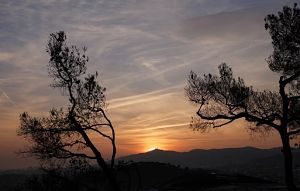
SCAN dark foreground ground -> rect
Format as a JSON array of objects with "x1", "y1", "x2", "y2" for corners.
[{"x1": 0, "y1": 162, "x2": 298, "y2": 191}]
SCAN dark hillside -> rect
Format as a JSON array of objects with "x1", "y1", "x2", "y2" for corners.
[{"x1": 119, "y1": 147, "x2": 282, "y2": 169}]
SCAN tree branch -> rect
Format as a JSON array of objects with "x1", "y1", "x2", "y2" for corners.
[
  {"x1": 197, "y1": 110, "x2": 246, "y2": 120},
  {"x1": 288, "y1": 129, "x2": 300, "y2": 136},
  {"x1": 88, "y1": 123, "x2": 111, "y2": 128},
  {"x1": 58, "y1": 148, "x2": 96, "y2": 159},
  {"x1": 197, "y1": 110, "x2": 280, "y2": 130},
  {"x1": 88, "y1": 127, "x2": 113, "y2": 141},
  {"x1": 282, "y1": 70, "x2": 300, "y2": 86},
  {"x1": 89, "y1": 107, "x2": 116, "y2": 167},
  {"x1": 288, "y1": 95, "x2": 300, "y2": 101},
  {"x1": 212, "y1": 119, "x2": 235, "y2": 128}
]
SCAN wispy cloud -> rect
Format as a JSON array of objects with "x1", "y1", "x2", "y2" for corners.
[
  {"x1": 0, "y1": 87, "x2": 15, "y2": 106},
  {"x1": 108, "y1": 85, "x2": 181, "y2": 109},
  {"x1": 0, "y1": 0, "x2": 289, "y2": 169}
]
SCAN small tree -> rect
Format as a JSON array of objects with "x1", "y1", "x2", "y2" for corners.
[
  {"x1": 18, "y1": 31, "x2": 120, "y2": 191},
  {"x1": 186, "y1": 4, "x2": 300, "y2": 190}
]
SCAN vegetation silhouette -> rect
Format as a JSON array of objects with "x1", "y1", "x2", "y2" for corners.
[
  {"x1": 18, "y1": 31, "x2": 120, "y2": 191},
  {"x1": 13, "y1": 167, "x2": 104, "y2": 191},
  {"x1": 186, "y1": 4, "x2": 300, "y2": 191}
]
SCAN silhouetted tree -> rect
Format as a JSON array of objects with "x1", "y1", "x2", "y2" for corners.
[
  {"x1": 186, "y1": 4, "x2": 300, "y2": 190},
  {"x1": 18, "y1": 31, "x2": 120, "y2": 191}
]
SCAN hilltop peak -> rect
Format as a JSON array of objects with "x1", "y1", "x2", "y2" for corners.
[{"x1": 147, "y1": 148, "x2": 164, "y2": 152}]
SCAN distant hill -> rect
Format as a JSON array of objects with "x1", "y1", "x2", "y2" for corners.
[
  {"x1": 1, "y1": 147, "x2": 299, "y2": 190},
  {"x1": 118, "y1": 147, "x2": 282, "y2": 169},
  {"x1": 118, "y1": 147, "x2": 300, "y2": 184}
]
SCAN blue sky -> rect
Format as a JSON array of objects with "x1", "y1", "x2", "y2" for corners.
[{"x1": 0, "y1": 0, "x2": 296, "y2": 169}]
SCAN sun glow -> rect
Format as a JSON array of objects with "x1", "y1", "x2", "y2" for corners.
[
  {"x1": 143, "y1": 138, "x2": 169, "y2": 152},
  {"x1": 146, "y1": 147, "x2": 158, "y2": 152}
]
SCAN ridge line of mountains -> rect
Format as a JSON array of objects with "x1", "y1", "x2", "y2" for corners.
[{"x1": 118, "y1": 146, "x2": 300, "y2": 172}]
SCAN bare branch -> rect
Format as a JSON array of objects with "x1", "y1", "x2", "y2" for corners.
[
  {"x1": 88, "y1": 127, "x2": 113, "y2": 141},
  {"x1": 58, "y1": 148, "x2": 96, "y2": 160},
  {"x1": 289, "y1": 95, "x2": 300, "y2": 100},
  {"x1": 288, "y1": 129, "x2": 300, "y2": 136},
  {"x1": 282, "y1": 70, "x2": 300, "y2": 86},
  {"x1": 212, "y1": 119, "x2": 235, "y2": 128}
]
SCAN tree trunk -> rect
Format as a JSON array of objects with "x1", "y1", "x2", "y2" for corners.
[
  {"x1": 98, "y1": 161, "x2": 120, "y2": 191},
  {"x1": 87, "y1": 139, "x2": 121, "y2": 191},
  {"x1": 280, "y1": 131, "x2": 297, "y2": 191},
  {"x1": 71, "y1": 117, "x2": 121, "y2": 191}
]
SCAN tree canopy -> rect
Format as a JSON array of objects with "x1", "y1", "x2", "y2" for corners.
[
  {"x1": 186, "y1": 4, "x2": 300, "y2": 190},
  {"x1": 18, "y1": 31, "x2": 119, "y2": 191}
]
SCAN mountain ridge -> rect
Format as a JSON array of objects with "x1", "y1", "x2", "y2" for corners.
[{"x1": 118, "y1": 146, "x2": 284, "y2": 169}]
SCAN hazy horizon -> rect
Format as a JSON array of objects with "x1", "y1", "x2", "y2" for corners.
[{"x1": 0, "y1": 146, "x2": 284, "y2": 171}]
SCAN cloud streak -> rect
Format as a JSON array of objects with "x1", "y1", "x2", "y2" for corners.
[
  {"x1": 0, "y1": 87, "x2": 16, "y2": 106},
  {"x1": 0, "y1": 0, "x2": 290, "y2": 169}
]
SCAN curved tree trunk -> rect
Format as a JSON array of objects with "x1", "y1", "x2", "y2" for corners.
[
  {"x1": 81, "y1": 133, "x2": 121, "y2": 191},
  {"x1": 279, "y1": 131, "x2": 296, "y2": 191},
  {"x1": 71, "y1": 116, "x2": 121, "y2": 191},
  {"x1": 95, "y1": 157, "x2": 120, "y2": 191}
]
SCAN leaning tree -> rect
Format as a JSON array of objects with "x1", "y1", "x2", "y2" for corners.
[
  {"x1": 186, "y1": 4, "x2": 300, "y2": 190},
  {"x1": 18, "y1": 31, "x2": 120, "y2": 191}
]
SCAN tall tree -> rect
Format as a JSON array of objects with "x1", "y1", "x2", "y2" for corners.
[
  {"x1": 186, "y1": 4, "x2": 300, "y2": 190},
  {"x1": 18, "y1": 31, "x2": 120, "y2": 191}
]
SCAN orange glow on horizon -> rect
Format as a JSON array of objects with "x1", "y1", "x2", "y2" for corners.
[
  {"x1": 146, "y1": 147, "x2": 158, "y2": 152},
  {"x1": 143, "y1": 143, "x2": 162, "y2": 153},
  {"x1": 141, "y1": 140, "x2": 161, "y2": 152}
]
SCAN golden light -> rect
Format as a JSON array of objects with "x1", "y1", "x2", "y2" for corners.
[
  {"x1": 146, "y1": 146, "x2": 158, "y2": 152},
  {"x1": 143, "y1": 141, "x2": 161, "y2": 152}
]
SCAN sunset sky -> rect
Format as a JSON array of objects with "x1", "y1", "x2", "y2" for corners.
[{"x1": 0, "y1": 0, "x2": 296, "y2": 170}]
